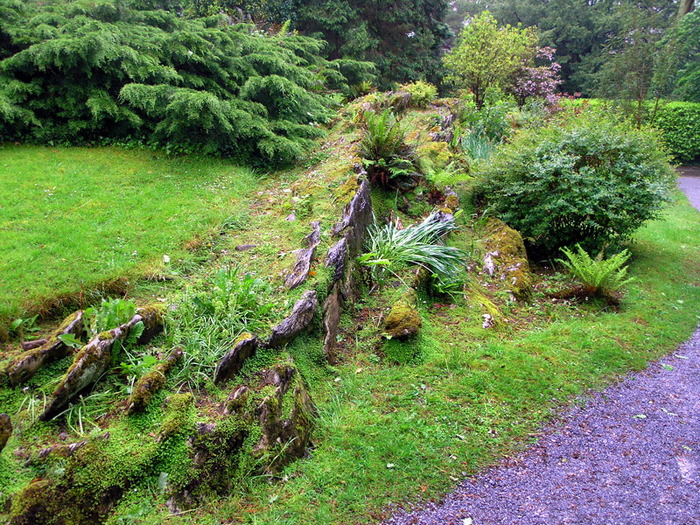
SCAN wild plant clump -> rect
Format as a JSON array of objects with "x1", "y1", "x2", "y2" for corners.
[
  {"x1": 557, "y1": 245, "x2": 634, "y2": 299},
  {"x1": 359, "y1": 213, "x2": 467, "y2": 290},
  {"x1": 400, "y1": 81, "x2": 438, "y2": 108},
  {"x1": 474, "y1": 117, "x2": 675, "y2": 255},
  {"x1": 0, "y1": 1, "x2": 374, "y2": 166},
  {"x1": 358, "y1": 109, "x2": 419, "y2": 191}
]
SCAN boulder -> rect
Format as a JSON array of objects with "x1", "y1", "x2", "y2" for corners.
[
  {"x1": 267, "y1": 291, "x2": 318, "y2": 349},
  {"x1": 482, "y1": 217, "x2": 533, "y2": 301},
  {"x1": 384, "y1": 289, "x2": 422, "y2": 339},
  {"x1": 213, "y1": 333, "x2": 258, "y2": 385},
  {"x1": 331, "y1": 178, "x2": 372, "y2": 258}
]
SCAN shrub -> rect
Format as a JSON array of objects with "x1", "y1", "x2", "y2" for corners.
[
  {"x1": 400, "y1": 81, "x2": 438, "y2": 108},
  {"x1": 652, "y1": 102, "x2": 700, "y2": 163},
  {"x1": 474, "y1": 118, "x2": 675, "y2": 255},
  {"x1": 557, "y1": 245, "x2": 634, "y2": 299}
]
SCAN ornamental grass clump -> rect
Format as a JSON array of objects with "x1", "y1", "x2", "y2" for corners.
[
  {"x1": 360, "y1": 213, "x2": 467, "y2": 288},
  {"x1": 557, "y1": 245, "x2": 634, "y2": 299}
]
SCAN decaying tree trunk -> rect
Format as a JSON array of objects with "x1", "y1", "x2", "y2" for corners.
[
  {"x1": 40, "y1": 315, "x2": 144, "y2": 421},
  {"x1": 5, "y1": 311, "x2": 84, "y2": 386}
]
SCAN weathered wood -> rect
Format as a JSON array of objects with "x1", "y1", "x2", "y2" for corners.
[
  {"x1": 6, "y1": 311, "x2": 84, "y2": 386},
  {"x1": 285, "y1": 221, "x2": 321, "y2": 290},
  {"x1": 40, "y1": 315, "x2": 143, "y2": 421},
  {"x1": 322, "y1": 286, "x2": 341, "y2": 365},
  {"x1": 21, "y1": 339, "x2": 47, "y2": 351}
]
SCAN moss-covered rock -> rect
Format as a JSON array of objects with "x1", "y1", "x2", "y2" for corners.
[
  {"x1": 384, "y1": 289, "x2": 422, "y2": 339},
  {"x1": 482, "y1": 217, "x2": 533, "y2": 301},
  {"x1": 127, "y1": 348, "x2": 183, "y2": 414},
  {"x1": 417, "y1": 141, "x2": 452, "y2": 172}
]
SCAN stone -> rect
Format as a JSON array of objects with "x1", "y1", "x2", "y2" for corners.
[
  {"x1": 235, "y1": 244, "x2": 256, "y2": 251},
  {"x1": 331, "y1": 178, "x2": 372, "y2": 258},
  {"x1": 325, "y1": 238, "x2": 348, "y2": 285},
  {"x1": 267, "y1": 291, "x2": 318, "y2": 349},
  {"x1": 0, "y1": 413, "x2": 12, "y2": 452},
  {"x1": 482, "y1": 217, "x2": 533, "y2": 300},
  {"x1": 322, "y1": 286, "x2": 342, "y2": 365},
  {"x1": 285, "y1": 221, "x2": 321, "y2": 290},
  {"x1": 254, "y1": 360, "x2": 316, "y2": 472},
  {"x1": 384, "y1": 289, "x2": 422, "y2": 339},
  {"x1": 127, "y1": 348, "x2": 183, "y2": 414},
  {"x1": 214, "y1": 333, "x2": 258, "y2": 385}
]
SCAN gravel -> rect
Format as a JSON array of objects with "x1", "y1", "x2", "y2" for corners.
[{"x1": 383, "y1": 174, "x2": 700, "y2": 525}]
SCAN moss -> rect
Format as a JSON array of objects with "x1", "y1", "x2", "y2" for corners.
[
  {"x1": 384, "y1": 289, "x2": 422, "y2": 339},
  {"x1": 333, "y1": 174, "x2": 360, "y2": 206},
  {"x1": 417, "y1": 141, "x2": 452, "y2": 172},
  {"x1": 159, "y1": 393, "x2": 196, "y2": 440},
  {"x1": 482, "y1": 217, "x2": 533, "y2": 301}
]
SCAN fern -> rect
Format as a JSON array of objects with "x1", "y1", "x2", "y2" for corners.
[{"x1": 557, "y1": 245, "x2": 635, "y2": 298}]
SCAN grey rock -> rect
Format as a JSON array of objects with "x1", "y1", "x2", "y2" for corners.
[
  {"x1": 285, "y1": 221, "x2": 321, "y2": 289},
  {"x1": 331, "y1": 178, "x2": 372, "y2": 258},
  {"x1": 214, "y1": 334, "x2": 259, "y2": 385},
  {"x1": 322, "y1": 286, "x2": 342, "y2": 365},
  {"x1": 267, "y1": 290, "x2": 318, "y2": 349}
]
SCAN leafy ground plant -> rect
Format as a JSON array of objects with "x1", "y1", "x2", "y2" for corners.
[
  {"x1": 359, "y1": 109, "x2": 418, "y2": 191},
  {"x1": 360, "y1": 213, "x2": 467, "y2": 288},
  {"x1": 168, "y1": 266, "x2": 275, "y2": 388},
  {"x1": 557, "y1": 245, "x2": 634, "y2": 299}
]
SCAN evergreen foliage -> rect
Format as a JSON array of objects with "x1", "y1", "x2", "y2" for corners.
[
  {"x1": 0, "y1": 0, "x2": 373, "y2": 165},
  {"x1": 295, "y1": 0, "x2": 451, "y2": 88},
  {"x1": 475, "y1": 118, "x2": 676, "y2": 255}
]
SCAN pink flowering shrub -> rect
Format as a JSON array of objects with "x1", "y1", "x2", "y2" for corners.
[{"x1": 513, "y1": 47, "x2": 563, "y2": 107}]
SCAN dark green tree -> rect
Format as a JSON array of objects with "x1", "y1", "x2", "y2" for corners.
[{"x1": 295, "y1": 0, "x2": 451, "y2": 88}]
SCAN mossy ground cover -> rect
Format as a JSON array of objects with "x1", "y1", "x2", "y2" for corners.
[
  {"x1": 139, "y1": 189, "x2": 699, "y2": 524},
  {"x1": 1, "y1": 104, "x2": 699, "y2": 525},
  {"x1": 0, "y1": 145, "x2": 258, "y2": 331}
]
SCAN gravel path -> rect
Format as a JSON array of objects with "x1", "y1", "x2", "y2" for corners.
[{"x1": 383, "y1": 173, "x2": 700, "y2": 525}]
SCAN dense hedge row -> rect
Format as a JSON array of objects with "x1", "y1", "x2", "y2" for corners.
[
  {"x1": 652, "y1": 102, "x2": 700, "y2": 164},
  {"x1": 561, "y1": 99, "x2": 700, "y2": 164},
  {"x1": 0, "y1": 0, "x2": 373, "y2": 166}
]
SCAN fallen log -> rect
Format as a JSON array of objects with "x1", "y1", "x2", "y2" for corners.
[{"x1": 6, "y1": 311, "x2": 84, "y2": 386}]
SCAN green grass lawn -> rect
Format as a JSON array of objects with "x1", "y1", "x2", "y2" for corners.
[{"x1": 0, "y1": 145, "x2": 256, "y2": 329}]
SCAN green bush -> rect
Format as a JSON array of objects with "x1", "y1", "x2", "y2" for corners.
[
  {"x1": 0, "y1": 1, "x2": 374, "y2": 166},
  {"x1": 400, "y1": 81, "x2": 438, "y2": 108},
  {"x1": 653, "y1": 102, "x2": 700, "y2": 163},
  {"x1": 475, "y1": 118, "x2": 675, "y2": 255}
]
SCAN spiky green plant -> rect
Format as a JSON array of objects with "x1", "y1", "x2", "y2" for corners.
[
  {"x1": 557, "y1": 245, "x2": 635, "y2": 298},
  {"x1": 359, "y1": 213, "x2": 467, "y2": 288}
]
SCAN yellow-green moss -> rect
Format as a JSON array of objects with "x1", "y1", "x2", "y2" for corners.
[
  {"x1": 417, "y1": 142, "x2": 452, "y2": 172},
  {"x1": 384, "y1": 289, "x2": 422, "y2": 339}
]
